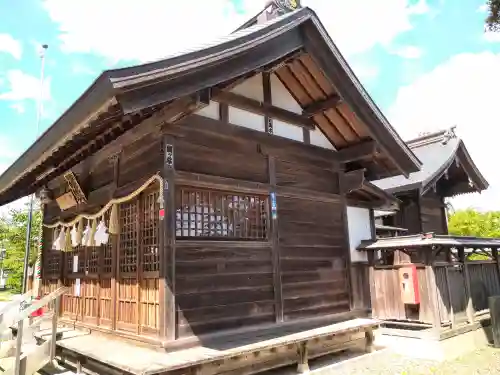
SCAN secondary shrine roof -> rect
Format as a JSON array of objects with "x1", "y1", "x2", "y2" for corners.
[{"x1": 372, "y1": 127, "x2": 488, "y2": 197}]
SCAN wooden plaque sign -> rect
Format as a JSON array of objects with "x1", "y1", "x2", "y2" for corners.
[
  {"x1": 64, "y1": 171, "x2": 87, "y2": 205},
  {"x1": 56, "y1": 192, "x2": 77, "y2": 211}
]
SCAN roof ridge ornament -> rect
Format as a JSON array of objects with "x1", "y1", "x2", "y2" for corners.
[
  {"x1": 257, "y1": 0, "x2": 301, "y2": 24},
  {"x1": 441, "y1": 126, "x2": 457, "y2": 145}
]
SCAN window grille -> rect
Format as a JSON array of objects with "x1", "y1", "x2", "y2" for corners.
[
  {"x1": 142, "y1": 189, "x2": 160, "y2": 272},
  {"x1": 176, "y1": 187, "x2": 269, "y2": 240}
]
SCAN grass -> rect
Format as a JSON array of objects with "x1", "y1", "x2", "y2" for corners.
[{"x1": 0, "y1": 289, "x2": 16, "y2": 302}]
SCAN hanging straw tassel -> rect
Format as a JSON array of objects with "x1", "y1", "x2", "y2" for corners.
[
  {"x1": 52, "y1": 228, "x2": 59, "y2": 250},
  {"x1": 65, "y1": 227, "x2": 72, "y2": 252},
  {"x1": 109, "y1": 203, "x2": 119, "y2": 235},
  {"x1": 89, "y1": 219, "x2": 97, "y2": 247},
  {"x1": 76, "y1": 217, "x2": 83, "y2": 245}
]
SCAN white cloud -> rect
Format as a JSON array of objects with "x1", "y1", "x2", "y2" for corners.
[
  {"x1": 43, "y1": 0, "x2": 430, "y2": 62},
  {"x1": 484, "y1": 30, "x2": 500, "y2": 42},
  {"x1": 392, "y1": 45, "x2": 423, "y2": 59},
  {"x1": 0, "y1": 34, "x2": 22, "y2": 59},
  {"x1": 300, "y1": 0, "x2": 430, "y2": 56},
  {"x1": 9, "y1": 103, "x2": 25, "y2": 114},
  {"x1": 0, "y1": 70, "x2": 51, "y2": 101},
  {"x1": 350, "y1": 61, "x2": 380, "y2": 81},
  {"x1": 43, "y1": 0, "x2": 251, "y2": 63},
  {"x1": 477, "y1": 3, "x2": 488, "y2": 13},
  {"x1": 388, "y1": 52, "x2": 500, "y2": 211}
]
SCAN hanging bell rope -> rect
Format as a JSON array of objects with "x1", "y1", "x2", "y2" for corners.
[{"x1": 43, "y1": 173, "x2": 164, "y2": 228}]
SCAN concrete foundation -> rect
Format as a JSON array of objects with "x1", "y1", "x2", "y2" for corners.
[{"x1": 375, "y1": 324, "x2": 493, "y2": 361}]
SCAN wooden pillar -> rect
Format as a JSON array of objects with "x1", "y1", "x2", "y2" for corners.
[
  {"x1": 369, "y1": 209, "x2": 376, "y2": 240},
  {"x1": 268, "y1": 156, "x2": 283, "y2": 322},
  {"x1": 460, "y1": 248, "x2": 475, "y2": 324},
  {"x1": 444, "y1": 265, "x2": 455, "y2": 328},
  {"x1": 111, "y1": 154, "x2": 120, "y2": 331},
  {"x1": 161, "y1": 135, "x2": 176, "y2": 341},
  {"x1": 424, "y1": 248, "x2": 442, "y2": 332},
  {"x1": 338, "y1": 167, "x2": 353, "y2": 310},
  {"x1": 262, "y1": 72, "x2": 273, "y2": 135},
  {"x1": 492, "y1": 248, "x2": 500, "y2": 287},
  {"x1": 367, "y1": 251, "x2": 376, "y2": 315}
]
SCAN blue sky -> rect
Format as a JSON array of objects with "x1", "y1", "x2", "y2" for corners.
[{"x1": 0, "y1": 0, "x2": 498, "y2": 210}]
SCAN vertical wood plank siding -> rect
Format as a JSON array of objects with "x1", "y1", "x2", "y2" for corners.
[{"x1": 41, "y1": 113, "x2": 352, "y2": 343}]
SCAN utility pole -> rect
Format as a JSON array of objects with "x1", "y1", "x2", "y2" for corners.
[{"x1": 21, "y1": 44, "x2": 48, "y2": 294}]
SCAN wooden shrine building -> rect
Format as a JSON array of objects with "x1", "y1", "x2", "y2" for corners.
[
  {"x1": 373, "y1": 128, "x2": 488, "y2": 237},
  {"x1": 0, "y1": 3, "x2": 422, "y2": 374}
]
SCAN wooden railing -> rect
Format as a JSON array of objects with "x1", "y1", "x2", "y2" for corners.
[{"x1": 0, "y1": 287, "x2": 67, "y2": 375}]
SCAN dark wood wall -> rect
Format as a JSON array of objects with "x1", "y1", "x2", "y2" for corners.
[
  {"x1": 420, "y1": 191, "x2": 447, "y2": 234},
  {"x1": 172, "y1": 115, "x2": 349, "y2": 338},
  {"x1": 41, "y1": 110, "x2": 352, "y2": 342},
  {"x1": 387, "y1": 190, "x2": 447, "y2": 235}
]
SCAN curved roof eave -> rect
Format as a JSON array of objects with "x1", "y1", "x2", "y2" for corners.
[{"x1": 0, "y1": 73, "x2": 115, "y2": 196}]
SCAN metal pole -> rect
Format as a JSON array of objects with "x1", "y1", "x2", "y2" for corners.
[{"x1": 21, "y1": 44, "x2": 48, "y2": 294}]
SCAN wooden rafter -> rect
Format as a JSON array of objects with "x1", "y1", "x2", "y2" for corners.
[
  {"x1": 212, "y1": 89, "x2": 315, "y2": 130},
  {"x1": 302, "y1": 94, "x2": 342, "y2": 117},
  {"x1": 337, "y1": 141, "x2": 377, "y2": 163}
]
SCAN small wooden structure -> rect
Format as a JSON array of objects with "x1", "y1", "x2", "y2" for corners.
[
  {"x1": 0, "y1": 4, "x2": 420, "y2": 374},
  {"x1": 358, "y1": 233, "x2": 500, "y2": 338},
  {"x1": 373, "y1": 128, "x2": 489, "y2": 236}
]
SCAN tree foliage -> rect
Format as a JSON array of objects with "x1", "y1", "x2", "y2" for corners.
[
  {"x1": 448, "y1": 209, "x2": 500, "y2": 238},
  {"x1": 0, "y1": 203, "x2": 41, "y2": 292},
  {"x1": 486, "y1": 0, "x2": 500, "y2": 31},
  {"x1": 448, "y1": 209, "x2": 500, "y2": 260}
]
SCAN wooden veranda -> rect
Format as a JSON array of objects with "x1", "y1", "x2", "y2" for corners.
[{"x1": 358, "y1": 233, "x2": 500, "y2": 339}]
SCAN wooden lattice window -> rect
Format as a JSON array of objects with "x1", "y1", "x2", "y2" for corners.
[
  {"x1": 45, "y1": 252, "x2": 61, "y2": 277},
  {"x1": 142, "y1": 189, "x2": 159, "y2": 272},
  {"x1": 102, "y1": 242, "x2": 113, "y2": 274},
  {"x1": 176, "y1": 187, "x2": 269, "y2": 240},
  {"x1": 87, "y1": 246, "x2": 99, "y2": 274},
  {"x1": 119, "y1": 200, "x2": 139, "y2": 273}
]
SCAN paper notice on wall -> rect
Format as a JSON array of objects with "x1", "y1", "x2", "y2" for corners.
[
  {"x1": 74, "y1": 278, "x2": 81, "y2": 297},
  {"x1": 73, "y1": 255, "x2": 78, "y2": 273}
]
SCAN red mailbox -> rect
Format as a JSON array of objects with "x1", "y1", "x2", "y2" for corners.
[{"x1": 399, "y1": 264, "x2": 420, "y2": 304}]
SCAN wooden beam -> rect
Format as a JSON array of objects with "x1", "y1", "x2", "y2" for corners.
[
  {"x1": 337, "y1": 141, "x2": 377, "y2": 163},
  {"x1": 303, "y1": 94, "x2": 341, "y2": 117},
  {"x1": 344, "y1": 169, "x2": 365, "y2": 193},
  {"x1": 212, "y1": 89, "x2": 315, "y2": 130}
]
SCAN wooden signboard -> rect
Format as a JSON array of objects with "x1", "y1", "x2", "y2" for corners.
[{"x1": 56, "y1": 192, "x2": 77, "y2": 211}]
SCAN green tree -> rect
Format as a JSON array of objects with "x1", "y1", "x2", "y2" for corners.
[
  {"x1": 448, "y1": 209, "x2": 500, "y2": 238},
  {"x1": 486, "y1": 0, "x2": 500, "y2": 31},
  {"x1": 0, "y1": 202, "x2": 41, "y2": 292},
  {"x1": 448, "y1": 208, "x2": 500, "y2": 260}
]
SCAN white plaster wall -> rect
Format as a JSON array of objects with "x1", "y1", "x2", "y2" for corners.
[
  {"x1": 273, "y1": 122, "x2": 304, "y2": 142},
  {"x1": 195, "y1": 100, "x2": 219, "y2": 120},
  {"x1": 310, "y1": 127, "x2": 335, "y2": 150},
  {"x1": 270, "y1": 74, "x2": 301, "y2": 114},
  {"x1": 231, "y1": 73, "x2": 263, "y2": 101},
  {"x1": 228, "y1": 107, "x2": 265, "y2": 132},
  {"x1": 346, "y1": 206, "x2": 371, "y2": 262}
]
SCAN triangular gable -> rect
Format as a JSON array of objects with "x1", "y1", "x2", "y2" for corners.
[{"x1": 0, "y1": 7, "x2": 420, "y2": 206}]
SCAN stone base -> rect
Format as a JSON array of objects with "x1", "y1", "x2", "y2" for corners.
[{"x1": 375, "y1": 325, "x2": 492, "y2": 361}]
